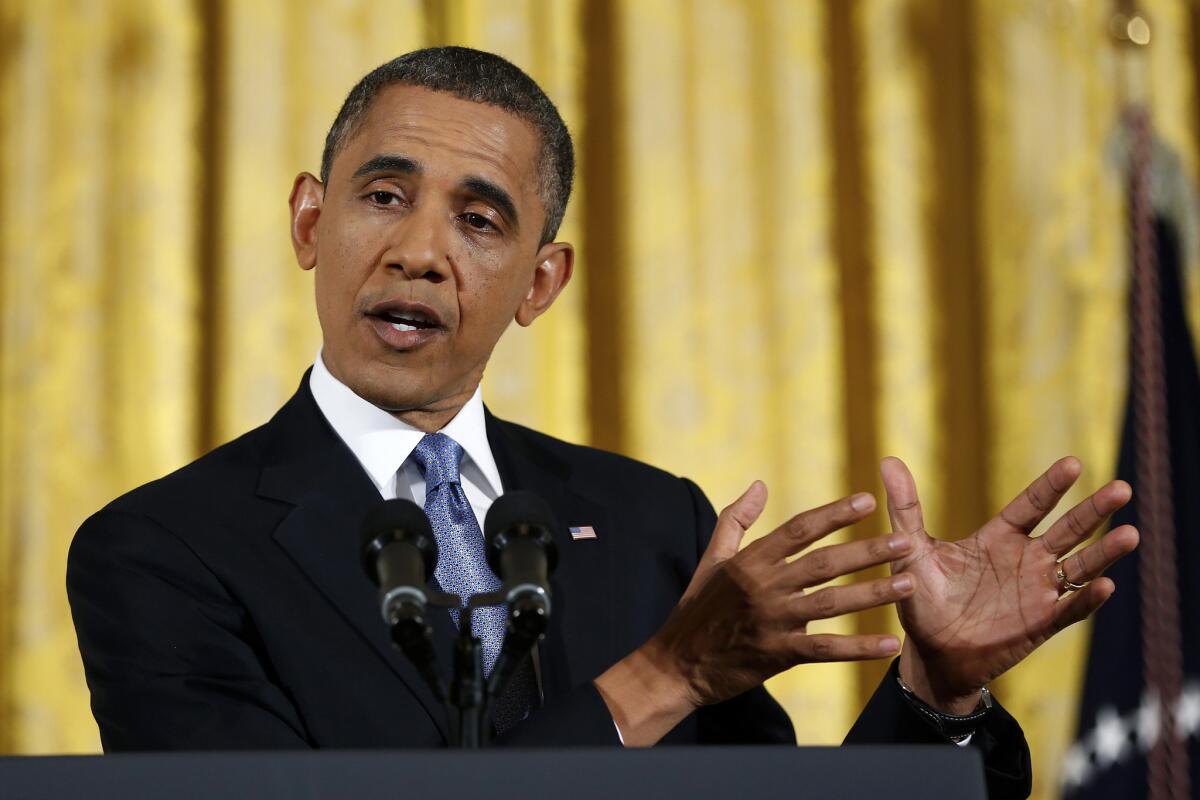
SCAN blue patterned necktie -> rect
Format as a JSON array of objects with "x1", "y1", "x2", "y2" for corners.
[{"x1": 410, "y1": 432, "x2": 534, "y2": 733}]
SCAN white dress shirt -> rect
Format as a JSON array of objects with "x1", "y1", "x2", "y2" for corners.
[{"x1": 308, "y1": 351, "x2": 504, "y2": 520}]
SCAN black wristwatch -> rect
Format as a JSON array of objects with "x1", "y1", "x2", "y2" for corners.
[{"x1": 895, "y1": 674, "x2": 993, "y2": 742}]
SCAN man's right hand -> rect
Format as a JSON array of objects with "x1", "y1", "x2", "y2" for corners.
[{"x1": 593, "y1": 481, "x2": 911, "y2": 746}]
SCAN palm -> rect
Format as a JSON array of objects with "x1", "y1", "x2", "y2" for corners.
[
  {"x1": 897, "y1": 524, "x2": 1060, "y2": 690},
  {"x1": 881, "y1": 456, "x2": 1138, "y2": 698}
]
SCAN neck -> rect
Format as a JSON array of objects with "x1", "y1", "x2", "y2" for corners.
[{"x1": 390, "y1": 390, "x2": 474, "y2": 433}]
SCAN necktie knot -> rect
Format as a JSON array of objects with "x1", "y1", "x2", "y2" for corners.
[{"x1": 411, "y1": 432, "x2": 465, "y2": 491}]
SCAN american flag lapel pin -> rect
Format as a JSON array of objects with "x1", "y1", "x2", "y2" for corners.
[{"x1": 569, "y1": 525, "x2": 597, "y2": 540}]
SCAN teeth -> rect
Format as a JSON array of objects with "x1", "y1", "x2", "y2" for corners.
[
  {"x1": 390, "y1": 322, "x2": 419, "y2": 332},
  {"x1": 383, "y1": 310, "x2": 431, "y2": 325}
]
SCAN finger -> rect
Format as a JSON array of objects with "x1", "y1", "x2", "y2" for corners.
[
  {"x1": 1039, "y1": 480, "x2": 1132, "y2": 556},
  {"x1": 793, "y1": 574, "x2": 916, "y2": 622},
  {"x1": 705, "y1": 480, "x2": 768, "y2": 564},
  {"x1": 994, "y1": 456, "x2": 1081, "y2": 535},
  {"x1": 1052, "y1": 577, "x2": 1115, "y2": 633},
  {"x1": 880, "y1": 457, "x2": 925, "y2": 535},
  {"x1": 1058, "y1": 524, "x2": 1140, "y2": 585},
  {"x1": 785, "y1": 532, "x2": 915, "y2": 587},
  {"x1": 791, "y1": 633, "x2": 902, "y2": 663},
  {"x1": 750, "y1": 492, "x2": 876, "y2": 562}
]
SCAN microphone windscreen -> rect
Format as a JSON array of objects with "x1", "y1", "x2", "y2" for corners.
[
  {"x1": 360, "y1": 498, "x2": 433, "y2": 551},
  {"x1": 360, "y1": 499, "x2": 437, "y2": 586},
  {"x1": 483, "y1": 490, "x2": 558, "y2": 543}
]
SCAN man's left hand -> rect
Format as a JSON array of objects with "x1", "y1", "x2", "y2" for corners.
[{"x1": 881, "y1": 456, "x2": 1140, "y2": 715}]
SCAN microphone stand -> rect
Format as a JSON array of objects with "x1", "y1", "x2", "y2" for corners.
[
  {"x1": 385, "y1": 588, "x2": 547, "y2": 748},
  {"x1": 450, "y1": 603, "x2": 488, "y2": 748},
  {"x1": 452, "y1": 589, "x2": 511, "y2": 748}
]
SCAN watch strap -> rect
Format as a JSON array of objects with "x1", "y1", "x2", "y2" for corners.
[{"x1": 895, "y1": 674, "x2": 992, "y2": 741}]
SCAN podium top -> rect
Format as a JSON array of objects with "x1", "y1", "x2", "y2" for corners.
[{"x1": 0, "y1": 746, "x2": 984, "y2": 799}]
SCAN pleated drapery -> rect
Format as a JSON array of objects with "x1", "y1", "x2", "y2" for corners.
[{"x1": 2, "y1": 3, "x2": 1198, "y2": 798}]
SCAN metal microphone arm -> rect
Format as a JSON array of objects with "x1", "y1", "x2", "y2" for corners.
[{"x1": 384, "y1": 587, "x2": 460, "y2": 704}]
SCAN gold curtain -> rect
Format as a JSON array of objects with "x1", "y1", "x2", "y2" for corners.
[{"x1": 2, "y1": 2, "x2": 1197, "y2": 797}]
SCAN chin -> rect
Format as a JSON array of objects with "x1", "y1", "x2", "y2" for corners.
[
  {"x1": 323, "y1": 335, "x2": 479, "y2": 415},
  {"x1": 353, "y1": 361, "x2": 477, "y2": 418},
  {"x1": 348, "y1": 368, "x2": 436, "y2": 412}
]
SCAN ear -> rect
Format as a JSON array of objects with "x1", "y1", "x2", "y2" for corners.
[
  {"x1": 289, "y1": 172, "x2": 324, "y2": 271},
  {"x1": 515, "y1": 242, "x2": 574, "y2": 327}
]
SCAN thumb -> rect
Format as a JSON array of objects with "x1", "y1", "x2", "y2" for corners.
[
  {"x1": 685, "y1": 481, "x2": 767, "y2": 600},
  {"x1": 705, "y1": 480, "x2": 768, "y2": 566}
]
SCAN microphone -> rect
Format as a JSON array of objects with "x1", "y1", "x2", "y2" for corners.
[
  {"x1": 482, "y1": 491, "x2": 559, "y2": 699},
  {"x1": 360, "y1": 499, "x2": 440, "y2": 626},
  {"x1": 484, "y1": 491, "x2": 560, "y2": 626},
  {"x1": 360, "y1": 499, "x2": 450, "y2": 700}
]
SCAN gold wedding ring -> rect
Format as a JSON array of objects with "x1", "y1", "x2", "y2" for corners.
[{"x1": 1056, "y1": 564, "x2": 1088, "y2": 593}]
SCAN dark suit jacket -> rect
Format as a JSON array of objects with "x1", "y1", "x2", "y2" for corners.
[{"x1": 67, "y1": 376, "x2": 1031, "y2": 796}]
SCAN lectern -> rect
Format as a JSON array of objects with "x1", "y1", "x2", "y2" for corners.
[{"x1": 0, "y1": 746, "x2": 985, "y2": 799}]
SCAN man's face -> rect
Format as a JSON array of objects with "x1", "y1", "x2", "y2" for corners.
[{"x1": 289, "y1": 84, "x2": 571, "y2": 423}]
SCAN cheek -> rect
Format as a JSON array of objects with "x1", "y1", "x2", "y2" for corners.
[
  {"x1": 316, "y1": 221, "x2": 381, "y2": 307},
  {"x1": 454, "y1": 250, "x2": 532, "y2": 332}
]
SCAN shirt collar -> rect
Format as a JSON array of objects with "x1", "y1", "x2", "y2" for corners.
[{"x1": 308, "y1": 350, "x2": 503, "y2": 498}]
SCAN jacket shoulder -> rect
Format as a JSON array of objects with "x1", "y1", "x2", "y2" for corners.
[
  {"x1": 93, "y1": 420, "x2": 274, "y2": 529},
  {"x1": 494, "y1": 418, "x2": 693, "y2": 491},
  {"x1": 489, "y1": 418, "x2": 716, "y2": 535}
]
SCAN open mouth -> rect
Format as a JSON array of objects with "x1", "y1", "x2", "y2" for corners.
[
  {"x1": 374, "y1": 308, "x2": 439, "y2": 332},
  {"x1": 364, "y1": 300, "x2": 446, "y2": 350}
]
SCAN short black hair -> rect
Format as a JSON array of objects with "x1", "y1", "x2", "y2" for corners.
[{"x1": 321, "y1": 47, "x2": 574, "y2": 245}]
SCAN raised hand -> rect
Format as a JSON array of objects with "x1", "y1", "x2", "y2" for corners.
[
  {"x1": 595, "y1": 481, "x2": 914, "y2": 745},
  {"x1": 882, "y1": 456, "x2": 1140, "y2": 713}
]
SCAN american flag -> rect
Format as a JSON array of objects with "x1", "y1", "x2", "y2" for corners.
[{"x1": 569, "y1": 525, "x2": 597, "y2": 540}]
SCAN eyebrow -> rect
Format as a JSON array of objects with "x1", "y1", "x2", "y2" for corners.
[
  {"x1": 352, "y1": 154, "x2": 421, "y2": 179},
  {"x1": 461, "y1": 176, "x2": 520, "y2": 233}
]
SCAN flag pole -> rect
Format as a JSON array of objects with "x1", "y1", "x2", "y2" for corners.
[{"x1": 1112, "y1": 3, "x2": 1191, "y2": 798}]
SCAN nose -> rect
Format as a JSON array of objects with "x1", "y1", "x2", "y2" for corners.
[{"x1": 383, "y1": 204, "x2": 451, "y2": 283}]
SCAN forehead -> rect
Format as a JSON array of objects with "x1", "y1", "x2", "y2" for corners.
[{"x1": 336, "y1": 84, "x2": 541, "y2": 195}]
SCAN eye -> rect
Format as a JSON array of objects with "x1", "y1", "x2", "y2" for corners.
[
  {"x1": 367, "y1": 190, "x2": 401, "y2": 205},
  {"x1": 461, "y1": 212, "x2": 497, "y2": 232}
]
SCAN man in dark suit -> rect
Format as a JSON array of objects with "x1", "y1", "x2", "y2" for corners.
[{"x1": 67, "y1": 47, "x2": 1140, "y2": 799}]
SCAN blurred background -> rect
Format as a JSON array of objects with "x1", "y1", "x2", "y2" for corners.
[{"x1": 1, "y1": 1, "x2": 1198, "y2": 798}]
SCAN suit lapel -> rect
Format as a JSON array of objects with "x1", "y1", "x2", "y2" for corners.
[
  {"x1": 485, "y1": 411, "x2": 616, "y2": 704},
  {"x1": 257, "y1": 378, "x2": 450, "y2": 741}
]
